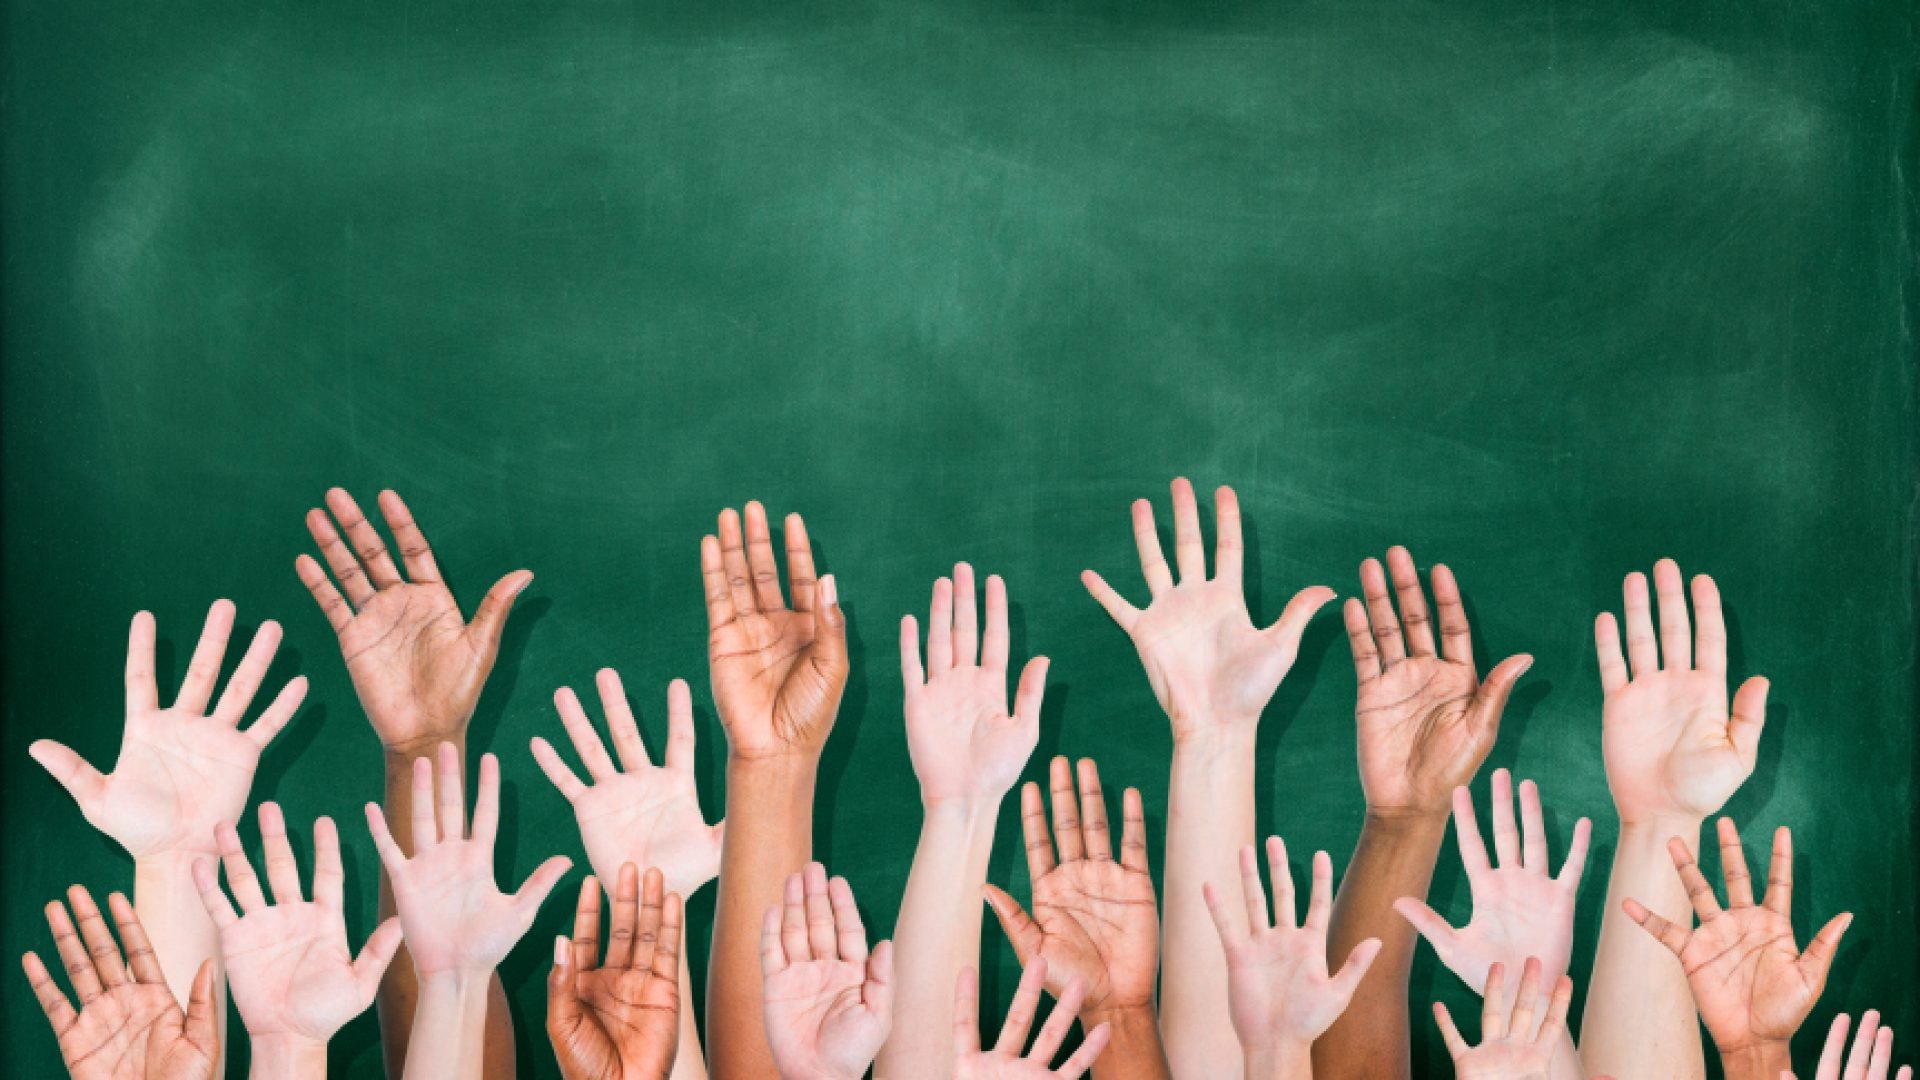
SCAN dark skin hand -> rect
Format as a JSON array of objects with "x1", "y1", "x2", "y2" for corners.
[
  {"x1": 1316, "y1": 547, "x2": 1531, "y2": 1080},
  {"x1": 296, "y1": 487, "x2": 532, "y2": 1079},
  {"x1": 548, "y1": 865, "x2": 684, "y2": 1080}
]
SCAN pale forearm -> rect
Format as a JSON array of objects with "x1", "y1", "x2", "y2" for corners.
[
  {"x1": 1161, "y1": 728, "x2": 1258, "y2": 1079},
  {"x1": 1313, "y1": 812, "x2": 1447, "y2": 1080},
  {"x1": 406, "y1": 972, "x2": 491, "y2": 1080},
  {"x1": 1244, "y1": 1042, "x2": 1314, "y2": 1080},
  {"x1": 248, "y1": 1036, "x2": 328, "y2": 1080},
  {"x1": 1088, "y1": 1003, "x2": 1172, "y2": 1080},
  {"x1": 875, "y1": 798, "x2": 999, "y2": 1077},
  {"x1": 709, "y1": 756, "x2": 817, "y2": 1078},
  {"x1": 134, "y1": 850, "x2": 227, "y2": 1058},
  {"x1": 671, "y1": 951, "x2": 707, "y2": 1080},
  {"x1": 1579, "y1": 819, "x2": 1706, "y2": 1080}
]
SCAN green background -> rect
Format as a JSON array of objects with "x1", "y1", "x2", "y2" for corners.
[{"x1": 4, "y1": 0, "x2": 1914, "y2": 1076}]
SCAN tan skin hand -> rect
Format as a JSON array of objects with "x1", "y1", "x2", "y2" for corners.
[
  {"x1": 1626, "y1": 821, "x2": 1852, "y2": 1058},
  {"x1": 702, "y1": 504, "x2": 848, "y2": 760},
  {"x1": 1344, "y1": 549, "x2": 1531, "y2": 818},
  {"x1": 21, "y1": 888, "x2": 219, "y2": 1080},
  {"x1": 986, "y1": 758, "x2": 1159, "y2": 1017},
  {"x1": 1082, "y1": 480, "x2": 1333, "y2": 736},
  {"x1": 760, "y1": 865, "x2": 896, "y2": 1080},
  {"x1": 548, "y1": 865, "x2": 684, "y2": 1080},
  {"x1": 296, "y1": 487, "x2": 532, "y2": 752},
  {"x1": 1597, "y1": 561, "x2": 1767, "y2": 825}
]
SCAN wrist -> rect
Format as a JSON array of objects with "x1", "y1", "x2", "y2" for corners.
[
  {"x1": 247, "y1": 1035, "x2": 328, "y2": 1078},
  {"x1": 1361, "y1": 807, "x2": 1450, "y2": 838},
  {"x1": 1243, "y1": 1039, "x2": 1314, "y2": 1078},
  {"x1": 382, "y1": 731, "x2": 466, "y2": 766},
  {"x1": 1617, "y1": 811, "x2": 1706, "y2": 839},
  {"x1": 1082, "y1": 1000, "x2": 1160, "y2": 1039},
  {"x1": 1718, "y1": 1039, "x2": 1792, "y2": 1079},
  {"x1": 920, "y1": 791, "x2": 1003, "y2": 819},
  {"x1": 1171, "y1": 722, "x2": 1260, "y2": 756}
]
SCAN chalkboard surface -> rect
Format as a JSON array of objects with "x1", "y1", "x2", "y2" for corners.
[{"x1": 3, "y1": 0, "x2": 1913, "y2": 1076}]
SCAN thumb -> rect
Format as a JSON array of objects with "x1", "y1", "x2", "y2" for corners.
[
  {"x1": 29, "y1": 741, "x2": 107, "y2": 814},
  {"x1": 1330, "y1": 937, "x2": 1384, "y2": 1002},
  {"x1": 467, "y1": 570, "x2": 534, "y2": 656},
  {"x1": 352, "y1": 918, "x2": 406, "y2": 1000},
  {"x1": 546, "y1": 935, "x2": 584, "y2": 1034},
  {"x1": 1264, "y1": 585, "x2": 1337, "y2": 665},
  {"x1": 983, "y1": 885, "x2": 1043, "y2": 964},
  {"x1": 183, "y1": 959, "x2": 220, "y2": 1053},
  {"x1": 1470, "y1": 654, "x2": 1534, "y2": 733},
  {"x1": 1392, "y1": 898, "x2": 1461, "y2": 966},
  {"x1": 1730, "y1": 676, "x2": 1770, "y2": 761},
  {"x1": 512, "y1": 856, "x2": 574, "y2": 923},
  {"x1": 863, "y1": 939, "x2": 894, "y2": 1018},
  {"x1": 804, "y1": 573, "x2": 850, "y2": 684}
]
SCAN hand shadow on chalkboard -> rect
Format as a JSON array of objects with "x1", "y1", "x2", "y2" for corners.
[
  {"x1": 812, "y1": 542, "x2": 869, "y2": 868},
  {"x1": 251, "y1": 645, "x2": 326, "y2": 803},
  {"x1": 466, "y1": 595, "x2": 552, "y2": 756},
  {"x1": 1454, "y1": 591, "x2": 1551, "y2": 777},
  {"x1": 1246, "y1": 516, "x2": 1342, "y2": 765},
  {"x1": 330, "y1": 841, "x2": 383, "y2": 1070}
]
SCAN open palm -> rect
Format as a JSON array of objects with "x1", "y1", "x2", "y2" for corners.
[
  {"x1": 1344, "y1": 548, "x2": 1530, "y2": 817},
  {"x1": 533, "y1": 670, "x2": 723, "y2": 899},
  {"x1": 1082, "y1": 480, "x2": 1332, "y2": 737},
  {"x1": 1596, "y1": 561, "x2": 1766, "y2": 824},
  {"x1": 31, "y1": 603, "x2": 305, "y2": 858},
  {"x1": 549, "y1": 866, "x2": 684, "y2": 1080},
  {"x1": 1626, "y1": 821, "x2": 1850, "y2": 1056},
  {"x1": 702, "y1": 503, "x2": 848, "y2": 760},
  {"x1": 761, "y1": 866, "x2": 895, "y2": 1080},
  {"x1": 1436, "y1": 960, "x2": 1574, "y2": 1080},
  {"x1": 903, "y1": 565, "x2": 1047, "y2": 803},
  {"x1": 297, "y1": 487, "x2": 531, "y2": 753},
  {"x1": 986, "y1": 758, "x2": 1158, "y2": 1016}
]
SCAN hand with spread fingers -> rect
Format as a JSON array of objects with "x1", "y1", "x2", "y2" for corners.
[
  {"x1": 1081, "y1": 479, "x2": 1333, "y2": 1078},
  {"x1": 1799, "y1": 1012, "x2": 1914, "y2": 1080},
  {"x1": 702, "y1": 503, "x2": 849, "y2": 761},
  {"x1": 1624, "y1": 820, "x2": 1851, "y2": 1080},
  {"x1": 20, "y1": 886, "x2": 219, "y2": 1080},
  {"x1": 1394, "y1": 771, "x2": 1591, "y2": 1000},
  {"x1": 297, "y1": 487, "x2": 532, "y2": 754},
  {"x1": 1203, "y1": 839, "x2": 1381, "y2": 1078},
  {"x1": 547, "y1": 865, "x2": 685, "y2": 1080},
  {"x1": 1433, "y1": 959, "x2": 1576, "y2": 1080},
  {"x1": 954, "y1": 960, "x2": 1112, "y2": 1079},
  {"x1": 985, "y1": 757, "x2": 1168, "y2": 1079},
  {"x1": 29, "y1": 602, "x2": 306, "y2": 859},
  {"x1": 193, "y1": 803, "x2": 403, "y2": 1075},
  {"x1": 532, "y1": 672, "x2": 724, "y2": 903},
  {"x1": 760, "y1": 864, "x2": 895, "y2": 1080}
]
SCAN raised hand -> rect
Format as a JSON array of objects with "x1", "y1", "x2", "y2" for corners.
[
  {"x1": 1082, "y1": 479, "x2": 1333, "y2": 739},
  {"x1": 296, "y1": 487, "x2": 532, "y2": 754},
  {"x1": 1805, "y1": 1012, "x2": 1913, "y2": 1080},
  {"x1": 1345, "y1": 548, "x2": 1530, "y2": 818},
  {"x1": 548, "y1": 865, "x2": 684, "y2": 1080},
  {"x1": 985, "y1": 757, "x2": 1158, "y2": 1024},
  {"x1": 702, "y1": 502, "x2": 848, "y2": 761},
  {"x1": 366, "y1": 743, "x2": 572, "y2": 977},
  {"x1": 954, "y1": 961, "x2": 1111, "y2": 1079},
  {"x1": 532, "y1": 671, "x2": 724, "y2": 899},
  {"x1": 1597, "y1": 560, "x2": 1766, "y2": 826},
  {"x1": 20, "y1": 887, "x2": 219, "y2": 1080},
  {"x1": 1394, "y1": 771, "x2": 1591, "y2": 995},
  {"x1": 1433, "y1": 959, "x2": 1573, "y2": 1080},
  {"x1": 904, "y1": 564, "x2": 1048, "y2": 804},
  {"x1": 1625, "y1": 820, "x2": 1850, "y2": 1075},
  {"x1": 760, "y1": 864, "x2": 895, "y2": 1080},
  {"x1": 1203, "y1": 838, "x2": 1381, "y2": 1070},
  {"x1": 192, "y1": 803, "x2": 402, "y2": 1068},
  {"x1": 30, "y1": 602, "x2": 305, "y2": 858}
]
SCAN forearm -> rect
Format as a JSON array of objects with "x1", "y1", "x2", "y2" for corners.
[
  {"x1": 708, "y1": 756, "x2": 817, "y2": 1079},
  {"x1": 405, "y1": 971, "x2": 492, "y2": 1080},
  {"x1": 1313, "y1": 811, "x2": 1447, "y2": 1080},
  {"x1": 1160, "y1": 728, "x2": 1258, "y2": 1080},
  {"x1": 1087, "y1": 1003, "x2": 1172, "y2": 1080},
  {"x1": 375, "y1": 747, "x2": 518, "y2": 1080},
  {"x1": 671, "y1": 951, "x2": 707, "y2": 1080},
  {"x1": 248, "y1": 1036, "x2": 328, "y2": 1080},
  {"x1": 1578, "y1": 819, "x2": 1706, "y2": 1080},
  {"x1": 134, "y1": 850, "x2": 227, "y2": 1059},
  {"x1": 1244, "y1": 1042, "x2": 1314, "y2": 1080},
  {"x1": 875, "y1": 797, "x2": 1000, "y2": 1077}
]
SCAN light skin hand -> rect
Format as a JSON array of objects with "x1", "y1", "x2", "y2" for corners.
[
  {"x1": 1082, "y1": 479, "x2": 1333, "y2": 1080},
  {"x1": 760, "y1": 864, "x2": 895, "y2": 1080},
  {"x1": 21, "y1": 887, "x2": 219, "y2": 1080},
  {"x1": 955, "y1": 961, "x2": 1112, "y2": 1079},
  {"x1": 1319, "y1": 548, "x2": 1528, "y2": 1080},
  {"x1": 1625, "y1": 820, "x2": 1851, "y2": 1080},
  {"x1": 547, "y1": 865, "x2": 684, "y2": 1080},
  {"x1": 878, "y1": 564, "x2": 1047, "y2": 1078},
  {"x1": 1203, "y1": 840, "x2": 1381, "y2": 1078},
  {"x1": 985, "y1": 757, "x2": 1168, "y2": 1080},
  {"x1": 1433, "y1": 959, "x2": 1579, "y2": 1080},
  {"x1": 703, "y1": 502, "x2": 849, "y2": 1078},
  {"x1": 533, "y1": 670, "x2": 721, "y2": 1080},
  {"x1": 193, "y1": 804, "x2": 403, "y2": 1078},
  {"x1": 1800, "y1": 1012, "x2": 1912, "y2": 1080}
]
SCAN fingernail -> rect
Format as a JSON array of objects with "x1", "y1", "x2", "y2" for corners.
[{"x1": 820, "y1": 574, "x2": 837, "y2": 606}]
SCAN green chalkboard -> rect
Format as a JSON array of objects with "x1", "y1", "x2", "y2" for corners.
[{"x1": 3, "y1": 0, "x2": 1913, "y2": 1076}]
